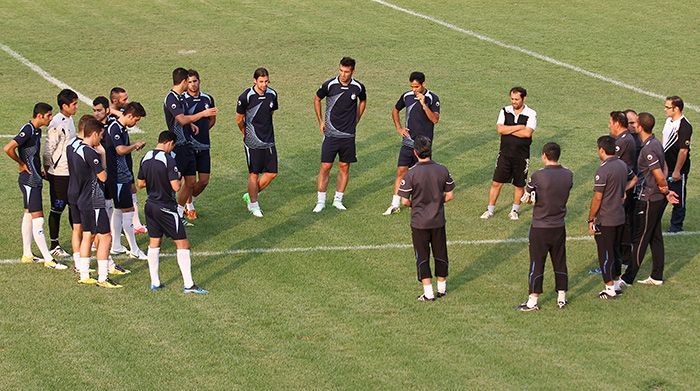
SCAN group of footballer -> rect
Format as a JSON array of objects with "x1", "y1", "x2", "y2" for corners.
[{"x1": 4, "y1": 56, "x2": 693, "y2": 304}]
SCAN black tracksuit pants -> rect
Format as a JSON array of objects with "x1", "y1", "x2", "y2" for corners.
[
  {"x1": 622, "y1": 199, "x2": 667, "y2": 284},
  {"x1": 528, "y1": 226, "x2": 568, "y2": 294}
]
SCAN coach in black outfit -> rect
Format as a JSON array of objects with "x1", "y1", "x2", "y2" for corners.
[
  {"x1": 588, "y1": 136, "x2": 636, "y2": 299},
  {"x1": 611, "y1": 111, "x2": 639, "y2": 266},
  {"x1": 621, "y1": 113, "x2": 679, "y2": 287},
  {"x1": 398, "y1": 136, "x2": 455, "y2": 302},
  {"x1": 516, "y1": 142, "x2": 573, "y2": 311}
]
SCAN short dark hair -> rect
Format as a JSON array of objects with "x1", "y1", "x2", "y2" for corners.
[
  {"x1": 33, "y1": 102, "x2": 53, "y2": 117},
  {"x1": 414, "y1": 136, "x2": 432, "y2": 159},
  {"x1": 77, "y1": 114, "x2": 93, "y2": 134},
  {"x1": 93, "y1": 96, "x2": 109, "y2": 109},
  {"x1": 409, "y1": 71, "x2": 425, "y2": 84},
  {"x1": 187, "y1": 69, "x2": 200, "y2": 80},
  {"x1": 110, "y1": 87, "x2": 126, "y2": 102},
  {"x1": 637, "y1": 112, "x2": 655, "y2": 134},
  {"x1": 172, "y1": 67, "x2": 189, "y2": 85},
  {"x1": 510, "y1": 86, "x2": 527, "y2": 99},
  {"x1": 610, "y1": 111, "x2": 629, "y2": 128},
  {"x1": 623, "y1": 109, "x2": 637, "y2": 116},
  {"x1": 339, "y1": 57, "x2": 356, "y2": 70},
  {"x1": 158, "y1": 130, "x2": 178, "y2": 144},
  {"x1": 542, "y1": 142, "x2": 561, "y2": 161},
  {"x1": 666, "y1": 96, "x2": 684, "y2": 111},
  {"x1": 123, "y1": 102, "x2": 146, "y2": 117},
  {"x1": 253, "y1": 67, "x2": 269, "y2": 79},
  {"x1": 597, "y1": 135, "x2": 616, "y2": 155},
  {"x1": 83, "y1": 117, "x2": 104, "y2": 138},
  {"x1": 57, "y1": 89, "x2": 78, "y2": 109}
]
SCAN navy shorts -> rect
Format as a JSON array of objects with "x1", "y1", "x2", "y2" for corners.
[
  {"x1": 321, "y1": 136, "x2": 356, "y2": 163},
  {"x1": 19, "y1": 184, "x2": 43, "y2": 213},
  {"x1": 80, "y1": 207, "x2": 110, "y2": 235},
  {"x1": 69, "y1": 202, "x2": 81, "y2": 225},
  {"x1": 194, "y1": 148, "x2": 211, "y2": 174},
  {"x1": 112, "y1": 182, "x2": 134, "y2": 209},
  {"x1": 492, "y1": 153, "x2": 529, "y2": 187},
  {"x1": 397, "y1": 145, "x2": 418, "y2": 167},
  {"x1": 145, "y1": 202, "x2": 187, "y2": 241},
  {"x1": 174, "y1": 145, "x2": 197, "y2": 177},
  {"x1": 245, "y1": 146, "x2": 278, "y2": 174}
]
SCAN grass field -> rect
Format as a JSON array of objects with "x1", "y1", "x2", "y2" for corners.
[{"x1": 1, "y1": 0, "x2": 699, "y2": 389}]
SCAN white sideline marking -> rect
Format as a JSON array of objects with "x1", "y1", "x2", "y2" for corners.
[
  {"x1": 0, "y1": 43, "x2": 144, "y2": 134},
  {"x1": 370, "y1": 0, "x2": 700, "y2": 113},
  {"x1": 178, "y1": 49, "x2": 197, "y2": 55},
  {"x1": 1, "y1": 231, "x2": 697, "y2": 265}
]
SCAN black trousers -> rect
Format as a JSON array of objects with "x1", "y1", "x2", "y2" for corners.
[
  {"x1": 668, "y1": 174, "x2": 687, "y2": 231},
  {"x1": 621, "y1": 199, "x2": 667, "y2": 283},
  {"x1": 47, "y1": 173, "x2": 69, "y2": 245},
  {"x1": 411, "y1": 226, "x2": 448, "y2": 281},
  {"x1": 528, "y1": 226, "x2": 568, "y2": 294},
  {"x1": 620, "y1": 191, "x2": 636, "y2": 264},
  {"x1": 594, "y1": 225, "x2": 623, "y2": 284}
]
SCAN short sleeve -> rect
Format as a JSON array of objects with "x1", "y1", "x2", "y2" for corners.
[
  {"x1": 236, "y1": 91, "x2": 248, "y2": 115},
  {"x1": 429, "y1": 94, "x2": 440, "y2": 113},
  {"x1": 397, "y1": 171, "x2": 413, "y2": 198},
  {"x1": 525, "y1": 173, "x2": 537, "y2": 193},
  {"x1": 316, "y1": 80, "x2": 329, "y2": 99},
  {"x1": 444, "y1": 169, "x2": 455, "y2": 192},
  {"x1": 137, "y1": 160, "x2": 145, "y2": 181},
  {"x1": 395, "y1": 94, "x2": 406, "y2": 111},
  {"x1": 357, "y1": 82, "x2": 367, "y2": 101},
  {"x1": 167, "y1": 156, "x2": 181, "y2": 181},
  {"x1": 526, "y1": 111, "x2": 537, "y2": 130},
  {"x1": 109, "y1": 127, "x2": 126, "y2": 148},
  {"x1": 643, "y1": 149, "x2": 662, "y2": 171},
  {"x1": 209, "y1": 95, "x2": 216, "y2": 108},
  {"x1": 166, "y1": 93, "x2": 184, "y2": 117},
  {"x1": 678, "y1": 120, "x2": 692, "y2": 149},
  {"x1": 13, "y1": 125, "x2": 31, "y2": 147},
  {"x1": 86, "y1": 148, "x2": 104, "y2": 175},
  {"x1": 593, "y1": 169, "x2": 606, "y2": 193},
  {"x1": 496, "y1": 108, "x2": 505, "y2": 125},
  {"x1": 271, "y1": 92, "x2": 279, "y2": 111}
]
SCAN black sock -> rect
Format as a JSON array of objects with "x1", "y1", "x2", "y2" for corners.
[{"x1": 48, "y1": 211, "x2": 61, "y2": 249}]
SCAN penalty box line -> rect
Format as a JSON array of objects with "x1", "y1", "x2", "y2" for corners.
[{"x1": 1, "y1": 231, "x2": 698, "y2": 265}]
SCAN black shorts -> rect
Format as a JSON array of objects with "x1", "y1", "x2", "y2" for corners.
[
  {"x1": 321, "y1": 136, "x2": 357, "y2": 163},
  {"x1": 492, "y1": 153, "x2": 529, "y2": 187},
  {"x1": 174, "y1": 145, "x2": 197, "y2": 177},
  {"x1": 112, "y1": 182, "x2": 134, "y2": 209},
  {"x1": 80, "y1": 207, "x2": 110, "y2": 235},
  {"x1": 47, "y1": 173, "x2": 69, "y2": 212},
  {"x1": 411, "y1": 226, "x2": 449, "y2": 281},
  {"x1": 194, "y1": 148, "x2": 211, "y2": 174},
  {"x1": 397, "y1": 145, "x2": 417, "y2": 167},
  {"x1": 245, "y1": 146, "x2": 278, "y2": 174},
  {"x1": 69, "y1": 202, "x2": 81, "y2": 225},
  {"x1": 19, "y1": 184, "x2": 43, "y2": 213},
  {"x1": 145, "y1": 202, "x2": 187, "y2": 241}
]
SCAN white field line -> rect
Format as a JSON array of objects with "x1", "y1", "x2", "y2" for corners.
[
  {"x1": 370, "y1": 0, "x2": 700, "y2": 113},
  {"x1": 0, "y1": 43, "x2": 144, "y2": 134},
  {"x1": 1, "y1": 230, "x2": 697, "y2": 265}
]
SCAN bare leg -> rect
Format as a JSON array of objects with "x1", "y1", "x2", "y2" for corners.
[
  {"x1": 336, "y1": 162, "x2": 350, "y2": 193},
  {"x1": 317, "y1": 163, "x2": 333, "y2": 192}
]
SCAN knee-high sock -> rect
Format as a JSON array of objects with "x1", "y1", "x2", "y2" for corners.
[
  {"x1": 176, "y1": 249, "x2": 194, "y2": 289},
  {"x1": 148, "y1": 247, "x2": 160, "y2": 287},
  {"x1": 79, "y1": 257, "x2": 91, "y2": 281},
  {"x1": 105, "y1": 199, "x2": 114, "y2": 222},
  {"x1": 48, "y1": 210, "x2": 61, "y2": 248},
  {"x1": 132, "y1": 194, "x2": 144, "y2": 228},
  {"x1": 122, "y1": 212, "x2": 139, "y2": 252},
  {"x1": 31, "y1": 217, "x2": 53, "y2": 261},
  {"x1": 22, "y1": 213, "x2": 33, "y2": 257},
  {"x1": 110, "y1": 209, "x2": 124, "y2": 251},
  {"x1": 97, "y1": 259, "x2": 109, "y2": 282}
]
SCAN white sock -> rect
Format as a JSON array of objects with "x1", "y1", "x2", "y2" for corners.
[
  {"x1": 422, "y1": 284, "x2": 434, "y2": 299},
  {"x1": 79, "y1": 257, "x2": 90, "y2": 281},
  {"x1": 605, "y1": 284, "x2": 617, "y2": 296},
  {"x1": 122, "y1": 212, "x2": 139, "y2": 253},
  {"x1": 177, "y1": 204, "x2": 185, "y2": 218},
  {"x1": 557, "y1": 290, "x2": 566, "y2": 302},
  {"x1": 97, "y1": 259, "x2": 109, "y2": 282},
  {"x1": 73, "y1": 252, "x2": 80, "y2": 267},
  {"x1": 105, "y1": 199, "x2": 114, "y2": 220},
  {"x1": 132, "y1": 194, "x2": 144, "y2": 228},
  {"x1": 250, "y1": 201, "x2": 259, "y2": 210},
  {"x1": 148, "y1": 247, "x2": 161, "y2": 287},
  {"x1": 613, "y1": 279, "x2": 621, "y2": 291},
  {"x1": 108, "y1": 256, "x2": 115, "y2": 271},
  {"x1": 512, "y1": 204, "x2": 521, "y2": 212},
  {"x1": 317, "y1": 191, "x2": 326, "y2": 204},
  {"x1": 31, "y1": 217, "x2": 53, "y2": 261},
  {"x1": 527, "y1": 294, "x2": 538, "y2": 307},
  {"x1": 111, "y1": 209, "x2": 124, "y2": 251},
  {"x1": 334, "y1": 191, "x2": 344, "y2": 202},
  {"x1": 186, "y1": 202, "x2": 195, "y2": 211},
  {"x1": 437, "y1": 280, "x2": 446, "y2": 294},
  {"x1": 487, "y1": 205, "x2": 495, "y2": 214},
  {"x1": 22, "y1": 213, "x2": 33, "y2": 257},
  {"x1": 176, "y1": 249, "x2": 194, "y2": 289},
  {"x1": 391, "y1": 194, "x2": 401, "y2": 208}
]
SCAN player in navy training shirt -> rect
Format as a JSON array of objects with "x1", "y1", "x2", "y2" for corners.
[
  {"x1": 236, "y1": 67, "x2": 279, "y2": 218},
  {"x1": 183, "y1": 69, "x2": 217, "y2": 219},
  {"x1": 384, "y1": 71, "x2": 440, "y2": 216},
  {"x1": 3, "y1": 103, "x2": 65, "y2": 269},
  {"x1": 163, "y1": 67, "x2": 218, "y2": 226},
  {"x1": 312, "y1": 57, "x2": 367, "y2": 212},
  {"x1": 137, "y1": 131, "x2": 208, "y2": 294}
]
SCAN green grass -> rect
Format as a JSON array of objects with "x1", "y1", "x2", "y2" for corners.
[{"x1": 0, "y1": 0, "x2": 698, "y2": 389}]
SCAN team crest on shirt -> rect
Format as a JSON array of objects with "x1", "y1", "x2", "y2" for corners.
[
  {"x1": 595, "y1": 175, "x2": 600, "y2": 181},
  {"x1": 93, "y1": 158, "x2": 99, "y2": 165},
  {"x1": 114, "y1": 134, "x2": 120, "y2": 140},
  {"x1": 19, "y1": 132, "x2": 25, "y2": 137},
  {"x1": 615, "y1": 146, "x2": 620, "y2": 151},
  {"x1": 269, "y1": 102, "x2": 274, "y2": 108},
  {"x1": 686, "y1": 140, "x2": 691, "y2": 146},
  {"x1": 647, "y1": 154, "x2": 653, "y2": 160},
  {"x1": 436, "y1": 102, "x2": 440, "y2": 106},
  {"x1": 400, "y1": 179, "x2": 405, "y2": 186},
  {"x1": 174, "y1": 166, "x2": 179, "y2": 173},
  {"x1": 171, "y1": 103, "x2": 177, "y2": 110},
  {"x1": 205, "y1": 104, "x2": 209, "y2": 109},
  {"x1": 351, "y1": 93, "x2": 356, "y2": 100}
]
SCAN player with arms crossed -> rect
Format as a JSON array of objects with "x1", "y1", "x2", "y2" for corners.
[
  {"x1": 383, "y1": 71, "x2": 440, "y2": 216},
  {"x1": 313, "y1": 57, "x2": 367, "y2": 212},
  {"x1": 137, "y1": 131, "x2": 208, "y2": 294}
]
